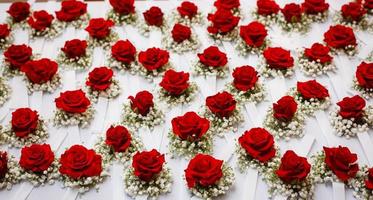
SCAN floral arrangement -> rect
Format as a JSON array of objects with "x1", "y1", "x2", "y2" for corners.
[
  {"x1": 85, "y1": 18, "x2": 118, "y2": 50},
  {"x1": 192, "y1": 46, "x2": 229, "y2": 78},
  {"x1": 107, "y1": 40, "x2": 137, "y2": 73},
  {"x1": 207, "y1": 8, "x2": 240, "y2": 43},
  {"x1": 213, "y1": 0, "x2": 241, "y2": 17},
  {"x1": 123, "y1": 149, "x2": 172, "y2": 199},
  {"x1": 137, "y1": 47, "x2": 172, "y2": 81},
  {"x1": 170, "y1": 1, "x2": 203, "y2": 25},
  {"x1": 349, "y1": 165, "x2": 373, "y2": 200},
  {"x1": 0, "y1": 24, "x2": 12, "y2": 51},
  {"x1": 53, "y1": 89, "x2": 94, "y2": 128},
  {"x1": 353, "y1": 62, "x2": 373, "y2": 99},
  {"x1": 252, "y1": 0, "x2": 280, "y2": 26},
  {"x1": 2, "y1": 44, "x2": 33, "y2": 77},
  {"x1": 107, "y1": 0, "x2": 137, "y2": 26},
  {"x1": 301, "y1": 0, "x2": 329, "y2": 22},
  {"x1": 264, "y1": 96, "x2": 305, "y2": 140},
  {"x1": 323, "y1": 25, "x2": 358, "y2": 56},
  {"x1": 363, "y1": 0, "x2": 373, "y2": 14},
  {"x1": 184, "y1": 154, "x2": 234, "y2": 200},
  {"x1": 6, "y1": 1, "x2": 31, "y2": 28},
  {"x1": 235, "y1": 21, "x2": 269, "y2": 56},
  {"x1": 258, "y1": 47, "x2": 295, "y2": 78},
  {"x1": 163, "y1": 23, "x2": 199, "y2": 53},
  {"x1": 334, "y1": 2, "x2": 369, "y2": 31},
  {"x1": 55, "y1": 0, "x2": 89, "y2": 29},
  {"x1": 27, "y1": 10, "x2": 63, "y2": 40},
  {"x1": 57, "y1": 39, "x2": 92, "y2": 71},
  {"x1": 138, "y1": 6, "x2": 167, "y2": 36},
  {"x1": 0, "y1": 78, "x2": 11, "y2": 106},
  {"x1": 277, "y1": 3, "x2": 311, "y2": 33},
  {"x1": 0, "y1": 151, "x2": 21, "y2": 190}
]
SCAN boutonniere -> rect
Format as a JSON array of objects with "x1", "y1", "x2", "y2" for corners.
[
  {"x1": 94, "y1": 125, "x2": 143, "y2": 164},
  {"x1": 84, "y1": 67, "x2": 120, "y2": 103},
  {"x1": 207, "y1": 9, "x2": 240, "y2": 43},
  {"x1": 107, "y1": 40, "x2": 137, "y2": 73},
  {"x1": 124, "y1": 149, "x2": 172, "y2": 198},
  {"x1": 163, "y1": 23, "x2": 199, "y2": 53},
  {"x1": 107, "y1": 0, "x2": 138, "y2": 26},
  {"x1": 55, "y1": 0, "x2": 90, "y2": 29},
  {"x1": 202, "y1": 91, "x2": 244, "y2": 136},
  {"x1": 6, "y1": 1, "x2": 31, "y2": 28},
  {"x1": 57, "y1": 39, "x2": 92, "y2": 71},
  {"x1": 288, "y1": 80, "x2": 331, "y2": 115},
  {"x1": 0, "y1": 24, "x2": 13, "y2": 51},
  {"x1": 264, "y1": 96, "x2": 305, "y2": 140},
  {"x1": 193, "y1": 46, "x2": 229, "y2": 78},
  {"x1": 53, "y1": 89, "x2": 95, "y2": 128},
  {"x1": 253, "y1": 0, "x2": 280, "y2": 26},
  {"x1": 137, "y1": 47, "x2": 173, "y2": 81},
  {"x1": 259, "y1": 47, "x2": 295, "y2": 78},
  {"x1": 121, "y1": 91, "x2": 164, "y2": 130},
  {"x1": 323, "y1": 25, "x2": 358, "y2": 56},
  {"x1": 138, "y1": 6, "x2": 167, "y2": 36},
  {"x1": 3, "y1": 44, "x2": 34, "y2": 77},
  {"x1": 171, "y1": 1, "x2": 203, "y2": 25},
  {"x1": 0, "y1": 151, "x2": 21, "y2": 190},
  {"x1": 213, "y1": 0, "x2": 241, "y2": 16},
  {"x1": 330, "y1": 95, "x2": 371, "y2": 138},
  {"x1": 2, "y1": 108, "x2": 48, "y2": 148},
  {"x1": 168, "y1": 112, "x2": 213, "y2": 158},
  {"x1": 225, "y1": 65, "x2": 265, "y2": 103},
  {"x1": 0, "y1": 78, "x2": 11, "y2": 107},
  {"x1": 184, "y1": 154, "x2": 234, "y2": 199},
  {"x1": 236, "y1": 21, "x2": 269, "y2": 56},
  {"x1": 158, "y1": 70, "x2": 198, "y2": 107},
  {"x1": 334, "y1": 2, "x2": 369, "y2": 31},
  {"x1": 353, "y1": 62, "x2": 373, "y2": 99},
  {"x1": 263, "y1": 150, "x2": 314, "y2": 200},
  {"x1": 349, "y1": 165, "x2": 373, "y2": 200},
  {"x1": 59, "y1": 145, "x2": 108, "y2": 193},
  {"x1": 298, "y1": 43, "x2": 335, "y2": 77},
  {"x1": 85, "y1": 18, "x2": 118, "y2": 50},
  {"x1": 19, "y1": 144, "x2": 58, "y2": 186},
  {"x1": 27, "y1": 10, "x2": 63, "y2": 40},
  {"x1": 363, "y1": 0, "x2": 373, "y2": 15},
  {"x1": 278, "y1": 3, "x2": 311, "y2": 33},
  {"x1": 301, "y1": 0, "x2": 329, "y2": 22}
]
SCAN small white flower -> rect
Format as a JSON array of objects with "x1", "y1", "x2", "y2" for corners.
[
  {"x1": 304, "y1": 11, "x2": 329, "y2": 23},
  {"x1": 29, "y1": 21, "x2": 64, "y2": 40},
  {"x1": 348, "y1": 165, "x2": 373, "y2": 200},
  {"x1": 107, "y1": 10, "x2": 138, "y2": 26},
  {"x1": 352, "y1": 78, "x2": 373, "y2": 99},
  {"x1": 121, "y1": 102, "x2": 164, "y2": 130},
  {"x1": 57, "y1": 48, "x2": 93, "y2": 71},
  {"x1": 235, "y1": 37, "x2": 269, "y2": 56},
  {"x1": 84, "y1": 78, "x2": 121, "y2": 103},
  {"x1": 0, "y1": 78, "x2": 11, "y2": 106},
  {"x1": 87, "y1": 32, "x2": 119, "y2": 50},
  {"x1": 0, "y1": 154, "x2": 22, "y2": 190},
  {"x1": 297, "y1": 52, "x2": 336, "y2": 77},
  {"x1": 252, "y1": 11, "x2": 279, "y2": 26},
  {"x1": 169, "y1": 11, "x2": 204, "y2": 26},
  {"x1": 53, "y1": 107, "x2": 95, "y2": 128},
  {"x1": 137, "y1": 62, "x2": 173, "y2": 82},
  {"x1": 162, "y1": 31, "x2": 200, "y2": 54},
  {"x1": 258, "y1": 56, "x2": 294, "y2": 78},
  {"x1": 277, "y1": 14, "x2": 312, "y2": 34},
  {"x1": 333, "y1": 12, "x2": 371, "y2": 32},
  {"x1": 168, "y1": 131, "x2": 213, "y2": 159},
  {"x1": 158, "y1": 82, "x2": 198, "y2": 107},
  {"x1": 192, "y1": 60, "x2": 228, "y2": 78},
  {"x1": 24, "y1": 73, "x2": 62, "y2": 94},
  {"x1": 288, "y1": 87, "x2": 331, "y2": 116},
  {"x1": 20, "y1": 160, "x2": 59, "y2": 186},
  {"x1": 225, "y1": 82, "x2": 266, "y2": 104}
]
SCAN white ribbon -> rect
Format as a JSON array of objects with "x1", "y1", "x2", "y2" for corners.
[
  {"x1": 243, "y1": 168, "x2": 259, "y2": 200},
  {"x1": 357, "y1": 132, "x2": 373, "y2": 165},
  {"x1": 10, "y1": 76, "x2": 28, "y2": 109},
  {"x1": 61, "y1": 188, "x2": 79, "y2": 200},
  {"x1": 112, "y1": 164, "x2": 126, "y2": 200},
  {"x1": 293, "y1": 134, "x2": 315, "y2": 157},
  {"x1": 267, "y1": 76, "x2": 287, "y2": 102},
  {"x1": 11, "y1": 182, "x2": 34, "y2": 200},
  {"x1": 62, "y1": 70, "x2": 76, "y2": 91},
  {"x1": 30, "y1": 91, "x2": 43, "y2": 113},
  {"x1": 91, "y1": 97, "x2": 109, "y2": 134},
  {"x1": 149, "y1": 30, "x2": 162, "y2": 48},
  {"x1": 221, "y1": 134, "x2": 235, "y2": 162},
  {"x1": 244, "y1": 102, "x2": 261, "y2": 127},
  {"x1": 327, "y1": 73, "x2": 348, "y2": 99},
  {"x1": 332, "y1": 182, "x2": 345, "y2": 200},
  {"x1": 67, "y1": 125, "x2": 81, "y2": 144}
]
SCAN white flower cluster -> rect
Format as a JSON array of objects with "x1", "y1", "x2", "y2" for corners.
[
  {"x1": 0, "y1": 35, "x2": 13, "y2": 51},
  {"x1": 329, "y1": 106, "x2": 371, "y2": 138},
  {"x1": 170, "y1": 11, "x2": 204, "y2": 26},
  {"x1": 123, "y1": 166, "x2": 172, "y2": 199},
  {"x1": 225, "y1": 82, "x2": 266, "y2": 104},
  {"x1": 107, "y1": 55, "x2": 138, "y2": 74},
  {"x1": 1, "y1": 119, "x2": 48, "y2": 148},
  {"x1": 57, "y1": 49, "x2": 92, "y2": 71},
  {"x1": 304, "y1": 11, "x2": 329, "y2": 23},
  {"x1": 207, "y1": 27, "x2": 238, "y2": 44},
  {"x1": 263, "y1": 109, "x2": 305, "y2": 140},
  {"x1": 192, "y1": 60, "x2": 228, "y2": 78},
  {"x1": 63, "y1": 13, "x2": 90, "y2": 29},
  {"x1": 288, "y1": 88, "x2": 331, "y2": 115},
  {"x1": 87, "y1": 32, "x2": 119, "y2": 50},
  {"x1": 187, "y1": 164, "x2": 234, "y2": 200},
  {"x1": 137, "y1": 19, "x2": 168, "y2": 37},
  {"x1": 0, "y1": 154, "x2": 21, "y2": 190},
  {"x1": 252, "y1": 12, "x2": 278, "y2": 26},
  {"x1": 167, "y1": 131, "x2": 213, "y2": 159},
  {"x1": 24, "y1": 73, "x2": 61, "y2": 94},
  {"x1": 349, "y1": 166, "x2": 373, "y2": 200},
  {"x1": 121, "y1": 104, "x2": 164, "y2": 130},
  {"x1": 277, "y1": 14, "x2": 311, "y2": 33},
  {"x1": 310, "y1": 151, "x2": 347, "y2": 184},
  {"x1": 235, "y1": 37, "x2": 269, "y2": 56},
  {"x1": 107, "y1": 10, "x2": 138, "y2": 26},
  {"x1": 20, "y1": 159, "x2": 59, "y2": 186},
  {"x1": 258, "y1": 58, "x2": 294, "y2": 78},
  {"x1": 85, "y1": 79, "x2": 121, "y2": 103},
  {"x1": 0, "y1": 78, "x2": 11, "y2": 106},
  {"x1": 137, "y1": 62, "x2": 172, "y2": 82},
  {"x1": 297, "y1": 52, "x2": 336, "y2": 77},
  {"x1": 329, "y1": 44, "x2": 358, "y2": 57},
  {"x1": 158, "y1": 82, "x2": 198, "y2": 107},
  {"x1": 162, "y1": 32, "x2": 200, "y2": 54},
  {"x1": 29, "y1": 21, "x2": 64, "y2": 40},
  {"x1": 353, "y1": 78, "x2": 373, "y2": 99},
  {"x1": 53, "y1": 106, "x2": 95, "y2": 128},
  {"x1": 236, "y1": 145, "x2": 281, "y2": 173},
  {"x1": 6, "y1": 16, "x2": 28, "y2": 29},
  {"x1": 333, "y1": 13, "x2": 371, "y2": 32},
  {"x1": 201, "y1": 107, "x2": 244, "y2": 137}
]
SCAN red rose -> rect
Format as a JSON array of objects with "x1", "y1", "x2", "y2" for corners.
[
  {"x1": 3, "y1": 44, "x2": 32, "y2": 70},
  {"x1": 111, "y1": 40, "x2": 136, "y2": 64},
  {"x1": 61, "y1": 39, "x2": 87, "y2": 59},
  {"x1": 11, "y1": 108, "x2": 39, "y2": 138},
  {"x1": 128, "y1": 90, "x2": 154, "y2": 116},
  {"x1": 59, "y1": 145, "x2": 102, "y2": 179},
  {"x1": 143, "y1": 6, "x2": 164, "y2": 27},
  {"x1": 364, "y1": 0, "x2": 373, "y2": 10},
  {"x1": 132, "y1": 149, "x2": 165, "y2": 182},
  {"x1": 177, "y1": 1, "x2": 198, "y2": 19},
  {"x1": 20, "y1": 58, "x2": 58, "y2": 84},
  {"x1": 86, "y1": 67, "x2": 114, "y2": 91},
  {"x1": 301, "y1": 0, "x2": 329, "y2": 14},
  {"x1": 304, "y1": 43, "x2": 333, "y2": 64},
  {"x1": 19, "y1": 144, "x2": 54, "y2": 173},
  {"x1": 109, "y1": 0, "x2": 135, "y2": 15},
  {"x1": 257, "y1": 0, "x2": 280, "y2": 16},
  {"x1": 341, "y1": 2, "x2": 366, "y2": 22},
  {"x1": 356, "y1": 62, "x2": 373, "y2": 89},
  {"x1": 159, "y1": 69, "x2": 190, "y2": 96},
  {"x1": 7, "y1": 2, "x2": 30, "y2": 22},
  {"x1": 171, "y1": 23, "x2": 192, "y2": 43},
  {"x1": 0, "y1": 152, "x2": 8, "y2": 179},
  {"x1": 365, "y1": 168, "x2": 373, "y2": 190},
  {"x1": 0, "y1": 24, "x2": 10, "y2": 39},
  {"x1": 185, "y1": 154, "x2": 223, "y2": 188},
  {"x1": 105, "y1": 125, "x2": 132, "y2": 153},
  {"x1": 276, "y1": 150, "x2": 311, "y2": 183},
  {"x1": 138, "y1": 47, "x2": 169, "y2": 71},
  {"x1": 206, "y1": 91, "x2": 236, "y2": 118},
  {"x1": 238, "y1": 128, "x2": 276, "y2": 163},
  {"x1": 171, "y1": 112, "x2": 210, "y2": 141},
  {"x1": 207, "y1": 9, "x2": 240, "y2": 34},
  {"x1": 214, "y1": 0, "x2": 240, "y2": 10},
  {"x1": 281, "y1": 3, "x2": 302, "y2": 23},
  {"x1": 297, "y1": 80, "x2": 329, "y2": 99},
  {"x1": 198, "y1": 46, "x2": 227, "y2": 67},
  {"x1": 85, "y1": 18, "x2": 114, "y2": 39},
  {"x1": 55, "y1": 89, "x2": 91, "y2": 113},
  {"x1": 56, "y1": 0, "x2": 87, "y2": 22},
  {"x1": 324, "y1": 146, "x2": 359, "y2": 182},
  {"x1": 232, "y1": 65, "x2": 259, "y2": 92},
  {"x1": 273, "y1": 96, "x2": 297, "y2": 122},
  {"x1": 263, "y1": 47, "x2": 294, "y2": 69},
  {"x1": 324, "y1": 25, "x2": 357, "y2": 49},
  {"x1": 27, "y1": 10, "x2": 54, "y2": 31},
  {"x1": 337, "y1": 95, "x2": 366, "y2": 119},
  {"x1": 239, "y1": 21, "x2": 267, "y2": 47}
]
